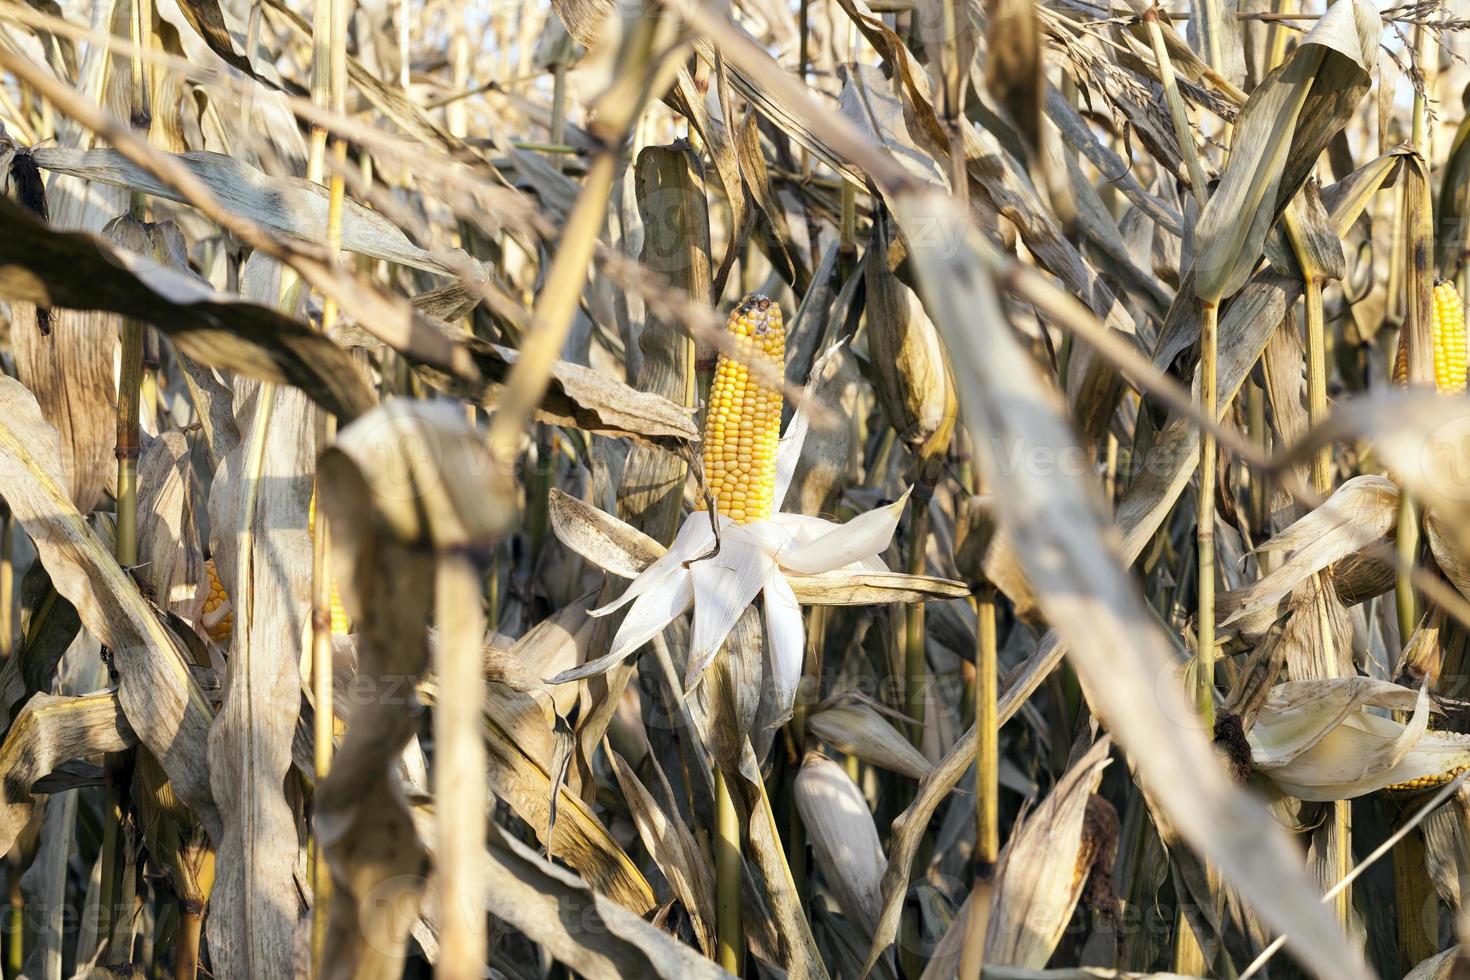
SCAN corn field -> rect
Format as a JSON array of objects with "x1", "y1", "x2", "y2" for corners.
[{"x1": 6, "y1": 0, "x2": 1470, "y2": 976}]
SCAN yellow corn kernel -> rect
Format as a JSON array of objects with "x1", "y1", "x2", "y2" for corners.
[
  {"x1": 701, "y1": 295, "x2": 785, "y2": 524},
  {"x1": 1393, "y1": 280, "x2": 1467, "y2": 393},
  {"x1": 201, "y1": 558, "x2": 234, "y2": 644}
]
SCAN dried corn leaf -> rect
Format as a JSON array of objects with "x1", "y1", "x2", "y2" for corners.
[
  {"x1": 0, "y1": 197, "x2": 375, "y2": 421},
  {"x1": 0, "y1": 375, "x2": 221, "y2": 840},
  {"x1": 0, "y1": 692, "x2": 134, "y2": 854},
  {"x1": 1427, "y1": 509, "x2": 1470, "y2": 603},
  {"x1": 135, "y1": 429, "x2": 204, "y2": 619},
  {"x1": 419, "y1": 339, "x2": 698, "y2": 447},
  {"x1": 1043, "y1": 85, "x2": 1184, "y2": 239},
  {"x1": 11, "y1": 305, "x2": 113, "y2": 514},
  {"x1": 1192, "y1": 0, "x2": 1377, "y2": 302},
  {"x1": 608, "y1": 750, "x2": 715, "y2": 954},
  {"x1": 168, "y1": 0, "x2": 266, "y2": 83},
  {"x1": 987, "y1": 739, "x2": 1112, "y2": 967},
  {"x1": 418, "y1": 811, "x2": 735, "y2": 980},
  {"x1": 32, "y1": 147, "x2": 462, "y2": 276},
  {"x1": 510, "y1": 591, "x2": 599, "y2": 718},
  {"x1": 1405, "y1": 949, "x2": 1459, "y2": 980},
  {"x1": 0, "y1": 563, "x2": 81, "y2": 725},
  {"x1": 204, "y1": 383, "x2": 317, "y2": 979},
  {"x1": 1217, "y1": 476, "x2": 1398, "y2": 631},
  {"x1": 414, "y1": 679, "x2": 657, "y2": 913}
]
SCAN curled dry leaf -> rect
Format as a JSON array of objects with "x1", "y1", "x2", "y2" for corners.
[
  {"x1": 32, "y1": 147, "x2": 464, "y2": 275},
  {"x1": 135, "y1": 430, "x2": 205, "y2": 620},
  {"x1": 413, "y1": 809, "x2": 735, "y2": 980},
  {"x1": 607, "y1": 750, "x2": 716, "y2": 954},
  {"x1": 1427, "y1": 509, "x2": 1470, "y2": 603},
  {"x1": 1217, "y1": 475, "x2": 1398, "y2": 634},
  {"x1": 0, "y1": 562, "x2": 81, "y2": 726},
  {"x1": 1191, "y1": 0, "x2": 1378, "y2": 302},
  {"x1": 414, "y1": 679, "x2": 657, "y2": 913},
  {"x1": 0, "y1": 692, "x2": 134, "y2": 855}
]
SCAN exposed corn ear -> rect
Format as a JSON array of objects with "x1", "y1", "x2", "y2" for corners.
[
  {"x1": 1385, "y1": 764, "x2": 1470, "y2": 793},
  {"x1": 201, "y1": 538, "x2": 349, "y2": 647},
  {"x1": 202, "y1": 558, "x2": 233, "y2": 644},
  {"x1": 1433, "y1": 280, "x2": 1467, "y2": 392},
  {"x1": 1394, "y1": 280, "x2": 1466, "y2": 392},
  {"x1": 701, "y1": 294, "x2": 784, "y2": 524}
]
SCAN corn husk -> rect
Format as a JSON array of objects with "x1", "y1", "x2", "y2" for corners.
[
  {"x1": 863, "y1": 222, "x2": 957, "y2": 476},
  {"x1": 1248, "y1": 678, "x2": 1470, "y2": 800},
  {"x1": 804, "y1": 702, "x2": 931, "y2": 780},
  {"x1": 793, "y1": 753, "x2": 885, "y2": 932}
]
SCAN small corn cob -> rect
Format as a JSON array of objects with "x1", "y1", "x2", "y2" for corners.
[
  {"x1": 702, "y1": 294, "x2": 785, "y2": 524},
  {"x1": 199, "y1": 497, "x2": 350, "y2": 645},
  {"x1": 1393, "y1": 279, "x2": 1467, "y2": 393},
  {"x1": 1386, "y1": 760, "x2": 1470, "y2": 793},
  {"x1": 201, "y1": 558, "x2": 234, "y2": 644}
]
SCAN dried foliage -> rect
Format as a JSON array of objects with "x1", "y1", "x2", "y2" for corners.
[{"x1": 0, "y1": 0, "x2": 1469, "y2": 978}]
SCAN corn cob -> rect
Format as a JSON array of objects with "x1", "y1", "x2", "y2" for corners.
[
  {"x1": 1386, "y1": 760, "x2": 1470, "y2": 792},
  {"x1": 702, "y1": 294, "x2": 785, "y2": 524},
  {"x1": 199, "y1": 497, "x2": 350, "y2": 645},
  {"x1": 1392, "y1": 279, "x2": 1467, "y2": 393},
  {"x1": 201, "y1": 558, "x2": 233, "y2": 643}
]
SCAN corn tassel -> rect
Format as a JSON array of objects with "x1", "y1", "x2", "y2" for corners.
[
  {"x1": 1393, "y1": 279, "x2": 1467, "y2": 393},
  {"x1": 702, "y1": 295, "x2": 785, "y2": 524}
]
